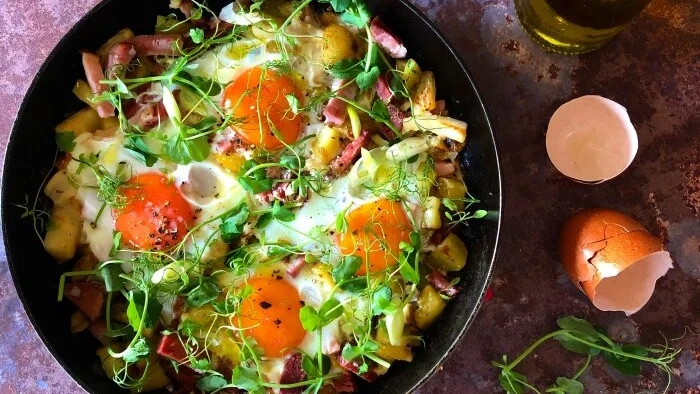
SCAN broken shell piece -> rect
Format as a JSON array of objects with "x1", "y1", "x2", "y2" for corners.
[
  {"x1": 546, "y1": 95, "x2": 638, "y2": 183},
  {"x1": 559, "y1": 208, "x2": 673, "y2": 315}
]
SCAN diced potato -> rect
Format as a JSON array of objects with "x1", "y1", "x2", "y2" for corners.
[
  {"x1": 96, "y1": 347, "x2": 125, "y2": 380},
  {"x1": 43, "y1": 198, "x2": 82, "y2": 263},
  {"x1": 435, "y1": 177, "x2": 467, "y2": 210},
  {"x1": 312, "y1": 126, "x2": 342, "y2": 165},
  {"x1": 414, "y1": 285, "x2": 446, "y2": 329},
  {"x1": 97, "y1": 28, "x2": 135, "y2": 62},
  {"x1": 427, "y1": 233, "x2": 468, "y2": 272},
  {"x1": 412, "y1": 71, "x2": 436, "y2": 112},
  {"x1": 101, "y1": 116, "x2": 120, "y2": 131},
  {"x1": 403, "y1": 110, "x2": 467, "y2": 143},
  {"x1": 72, "y1": 79, "x2": 96, "y2": 109},
  {"x1": 71, "y1": 247, "x2": 99, "y2": 276},
  {"x1": 70, "y1": 311, "x2": 90, "y2": 333},
  {"x1": 55, "y1": 107, "x2": 102, "y2": 135},
  {"x1": 322, "y1": 24, "x2": 356, "y2": 66},
  {"x1": 44, "y1": 170, "x2": 77, "y2": 205},
  {"x1": 215, "y1": 151, "x2": 246, "y2": 173},
  {"x1": 401, "y1": 59, "x2": 422, "y2": 92},
  {"x1": 210, "y1": 328, "x2": 241, "y2": 365},
  {"x1": 376, "y1": 343, "x2": 413, "y2": 362},
  {"x1": 422, "y1": 196, "x2": 442, "y2": 229},
  {"x1": 132, "y1": 360, "x2": 169, "y2": 392}
]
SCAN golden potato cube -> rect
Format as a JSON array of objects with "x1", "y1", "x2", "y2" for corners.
[
  {"x1": 97, "y1": 28, "x2": 135, "y2": 62},
  {"x1": 132, "y1": 360, "x2": 170, "y2": 392},
  {"x1": 72, "y1": 79, "x2": 96, "y2": 109},
  {"x1": 426, "y1": 233, "x2": 468, "y2": 272},
  {"x1": 44, "y1": 170, "x2": 77, "y2": 205},
  {"x1": 322, "y1": 24, "x2": 356, "y2": 66},
  {"x1": 435, "y1": 177, "x2": 467, "y2": 211},
  {"x1": 43, "y1": 198, "x2": 82, "y2": 263},
  {"x1": 412, "y1": 71, "x2": 436, "y2": 112},
  {"x1": 414, "y1": 285, "x2": 446, "y2": 329},
  {"x1": 422, "y1": 196, "x2": 442, "y2": 229},
  {"x1": 96, "y1": 347, "x2": 125, "y2": 380},
  {"x1": 376, "y1": 343, "x2": 414, "y2": 362},
  {"x1": 215, "y1": 151, "x2": 246, "y2": 173},
  {"x1": 70, "y1": 311, "x2": 90, "y2": 333},
  {"x1": 55, "y1": 107, "x2": 103, "y2": 135},
  {"x1": 312, "y1": 126, "x2": 342, "y2": 165}
]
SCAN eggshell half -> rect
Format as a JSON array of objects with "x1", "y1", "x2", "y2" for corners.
[
  {"x1": 559, "y1": 208, "x2": 673, "y2": 315},
  {"x1": 546, "y1": 96, "x2": 638, "y2": 183}
]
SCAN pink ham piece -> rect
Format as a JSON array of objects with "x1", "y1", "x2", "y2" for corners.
[
  {"x1": 286, "y1": 255, "x2": 306, "y2": 278},
  {"x1": 157, "y1": 333, "x2": 188, "y2": 362},
  {"x1": 279, "y1": 353, "x2": 307, "y2": 394},
  {"x1": 387, "y1": 103, "x2": 403, "y2": 131},
  {"x1": 129, "y1": 34, "x2": 180, "y2": 57},
  {"x1": 426, "y1": 270, "x2": 460, "y2": 298},
  {"x1": 329, "y1": 130, "x2": 371, "y2": 176},
  {"x1": 375, "y1": 74, "x2": 393, "y2": 102},
  {"x1": 82, "y1": 51, "x2": 115, "y2": 118},
  {"x1": 337, "y1": 355, "x2": 379, "y2": 382},
  {"x1": 370, "y1": 17, "x2": 407, "y2": 59},
  {"x1": 64, "y1": 281, "x2": 105, "y2": 321},
  {"x1": 105, "y1": 42, "x2": 136, "y2": 80},
  {"x1": 323, "y1": 80, "x2": 357, "y2": 126},
  {"x1": 331, "y1": 372, "x2": 358, "y2": 393},
  {"x1": 435, "y1": 161, "x2": 456, "y2": 177}
]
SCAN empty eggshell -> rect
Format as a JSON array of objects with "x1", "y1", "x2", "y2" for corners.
[
  {"x1": 559, "y1": 208, "x2": 673, "y2": 315},
  {"x1": 546, "y1": 95, "x2": 638, "y2": 183}
]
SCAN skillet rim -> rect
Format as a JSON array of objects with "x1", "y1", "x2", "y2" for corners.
[{"x1": 1, "y1": 0, "x2": 502, "y2": 392}]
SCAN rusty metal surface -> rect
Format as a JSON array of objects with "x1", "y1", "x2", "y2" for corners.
[{"x1": 0, "y1": 0, "x2": 698, "y2": 393}]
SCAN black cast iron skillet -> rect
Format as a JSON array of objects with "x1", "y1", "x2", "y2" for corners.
[{"x1": 2, "y1": 0, "x2": 501, "y2": 392}]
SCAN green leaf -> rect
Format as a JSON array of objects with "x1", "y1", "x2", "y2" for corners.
[
  {"x1": 256, "y1": 212, "x2": 273, "y2": 229},
  {"x1": 122, "y1": 336, "x2": 151, "y2": 363},
  {"x1": 389, "y1": 73, "x2": 409, "y2": 98},
  {"x1": 126, "y1": 291, "x2": 162, "y2": 330},
  {"x1": 554, "y1": 333, "x2": 600, "y2": 356},
  {"x1": 556, "y1": 316, "x2": 601, "y2": 341},
  {"x1": 271, "y1": 201, "x2": 295, "y2": 222},
  {"x1": 340, "y1": 2, "x2": 371, "y2": 28},
  {"x1": 164, "y1": 133, "x2": 210, "y2": 164},
  {"x1": 238, "y1": 159, "x2": 273, "y2": 194},
  {"x1": 356, "y1": 65, "x2": 380, "y2": 90},
  {"x1": 197, "y1": 374, "x2": 227, "y2": 391},
  {"x1": 99, "y1": 264, "x2": 124, "y2": 292},
  {"x1": 301, "y1": 354, "x2": 319, "y2": 377},
  {"x1": 548, "y1": 377, "x2": 584, "y2": 394},
  {"x1": 327, "y1": 59, "x2": 363, "y2": 79},
  {"x1": 329, "y1": 0, "x2": 352, "y2": 12},
  {"x1": 603, "y1": 344, "x2": 647, "y2": 376},
  {"x1": 441, "y1": 198, "x2": 458, "y2": 212},
  {"x1": 56, "y1": 132, "x2": 76, "y2": 152},
  {"x1": 286, "y1": 94, "x2": 301, "y2": 114},
  {"x1": 299, "y1": 305, "x2": 321, "y2": 332},
  {"x1": 335, "y1": 210, "x2": 348, "y2": 234},
  {"x1": 498, "y1": 369, "x2": 527, "y2": 394},
  {"x1": 369, "y1": 99, "x2": 390, "y2": 123},
  {"x1": 280, "y1": 155, "x2": 305, "y2": 171},
  {"x1": 187, "y1": 279, "x2": 220, "y2": 307},
  {"x1": 398, "y1": 232, "x2": 421, "y2": 284},
  {"x1": 220, "y1": 202, "x2": 250, "y2": 243},
  {"x1": 124, "y1": 136, "x2": 158, "y2": 167},
  {"x1": 319, "y1": 298, "x2": 343, "y2": 324},
  {"x1": 231, "y1": 365, "x2": 261, "y2": 391},
  {"x1": 179, "y1": 72, "x2": 222, "y2": 96},
  {"x1": 473, "y1": 209, "x2": 488, "y2": 219},
  {"x1": 371, "y1": 285, "x2": 394, "y2": 316},
  {"x1": 109, "y1": 231, "x2": 122, "y2": 257},
  {"x1": 332, "y1": 255, "x2": 361, "y2": 284},
  {"x1": 190, "y1": 28, "x2": 205, "y2": 44}
]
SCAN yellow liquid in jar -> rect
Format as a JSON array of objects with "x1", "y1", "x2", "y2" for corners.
[{"x1": 515, "y1": 0, "x2": 652, "y2": 54}]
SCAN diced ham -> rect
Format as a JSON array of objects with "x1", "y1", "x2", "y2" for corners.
[
  {"x1": 426, "y1": 270, "x2": 460, "y2": 298},
  {"x1": 165, "y1": 364, "x2": 199, "y2": 394},
  {"x1": 329, "y1": 130, "x2": 371, "y2": 176},
  {"x1": 157, "y1": 333, "x2": 188, "y2": 362},
  {"x1": 432, "y1": 99, "x2": 447, "y2": 116},
  {"x1": 82, "y1": 51, "x2": 115, "y2": 118},
  {"x1": 105, "y1": 42, "x2": 136, "y2": 80},
  {"x1": 286, "y1": 255, "x2": 306, "y2": 278},
  {"x1": 370, "y1": 17, "x2": 407, "y2": 59},
  {"x1": 64, "y1": 281, "x2": 105, "y2": 321},
  {"x1": 129, "y1": 34, "x2": 180, "y2": 57},
  {"x1": 435, "y1": 161, "x2": 456, "y2": 177},
  {"x1": 323, "y1": 80, "x2": 357, "y2": 126},
  {"x1": 375, "y1": 74, "x2": 393, "y2": 102},
  {"x1": 279, "y1": 353, "x2": 307, "y2": 394},
  {"x1": 387, "y1": 103, "x2": 404, "y2": 131},
  {"x1": 331, "y1": 372, "x2": 358, "y2": 393},
  {"x1": 337, "y1": 355, "x2": 379, "y2": 382}
]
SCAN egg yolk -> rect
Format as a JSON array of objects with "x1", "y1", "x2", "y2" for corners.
[
  {"x1": 222, "y1": 66, "x2": 303, "y2": 150},
  {"x1": 114, "y1": 173, "x2": 196, "y2": 250},
  {"x1": 337, "y1": 199, "x2": 412, "y2": 275},
  {"x1": 235, "y1": 277, "x2": 305, "y2": 357}
]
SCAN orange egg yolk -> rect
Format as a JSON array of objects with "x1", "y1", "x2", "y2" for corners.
[
  {"x1": 222, "y1": 66, "x2": 303, "y2": 150},
  {"x1": 337, "y1": 199, "x2": 412, "y2": 275},
  {"x1": 235, "y1": 277, "x2": 305, "y2": 357},
  {"x1": 114, "y1": 173, "x2": 195, "y2": 250}
]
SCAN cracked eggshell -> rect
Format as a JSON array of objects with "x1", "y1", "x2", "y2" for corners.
[
  {"x1": 546, "y1": 95, "x2": 638, "y2": 183},
  {"x1": 559, "y1": 208, "x2": 673, "y2": 315}
]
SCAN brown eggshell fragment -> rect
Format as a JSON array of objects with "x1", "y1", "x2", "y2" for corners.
[{"x1": 559, "y1": 208, "x2": 673, "y2": 315}]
